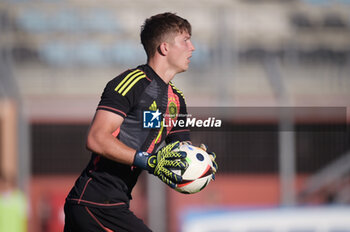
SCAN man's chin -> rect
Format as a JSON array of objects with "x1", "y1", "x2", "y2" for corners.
[
  {"x1": 182, "y1": 64, "x2": 190, "y2": 72},
  {"x1": 179, "y1": 68, "x2": 187, "y2": 73},
  {"x1": 176, "y1": 68, "x2": 187, "y2": 74}
]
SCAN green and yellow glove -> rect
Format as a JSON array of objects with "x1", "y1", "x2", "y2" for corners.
[
  {"x1": 133, "y1": 141, "x2": 187, "y2": 188},
  {"x1": 199, "y1": 143, "x2": 218, "y2": 180}
]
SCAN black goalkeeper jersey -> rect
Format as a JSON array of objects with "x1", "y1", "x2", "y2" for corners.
[{"x1": 66, "y1": 64, "x2": 190, "y2": 207}]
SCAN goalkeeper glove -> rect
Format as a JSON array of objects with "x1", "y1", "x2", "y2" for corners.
[
  {"x1": 133, "y1": 141, "x2": 187, "y2": 188},
  {"x1": 199, "y1": 143, "x2": 218, "y2": 180}
]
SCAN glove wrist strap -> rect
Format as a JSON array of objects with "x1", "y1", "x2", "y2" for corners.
[
  {"x1": 133, "y1": 151, "x2": 150, "y2": 170},
  {"x1": 133, "y1": 151, "x2": 156, "y2": 173}
]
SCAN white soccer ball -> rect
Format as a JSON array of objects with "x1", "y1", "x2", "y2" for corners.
[{"x1": 172, "y1": 144, "x2": 214, "y2": 194}]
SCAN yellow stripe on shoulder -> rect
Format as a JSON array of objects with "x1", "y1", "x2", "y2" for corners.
[
  {"x1": 118, "y1": 72, "x2": 144, "y2": 94},
  {"x1": 114, "y1": 69, "x2": 143, "y2": 93},
  {"x1": 170, "y1": 82, "x2": 185, "y2": 100},
  {"x1": 121, "y1": 74, "x2": 146, "y2": 96}
]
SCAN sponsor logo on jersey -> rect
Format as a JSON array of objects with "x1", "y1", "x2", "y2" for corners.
[{"x1": 149, "y1": 101, "x2": 158, "y2": 111}]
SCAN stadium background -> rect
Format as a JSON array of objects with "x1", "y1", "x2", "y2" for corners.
[{"x1": 0, "y1": 0, "x2": 350, "y2": 231}]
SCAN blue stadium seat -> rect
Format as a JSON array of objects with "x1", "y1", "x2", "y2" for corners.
[
  {"x1": 39, "y1": 42, "x2": 71, "y2": 65},
  {"x1": 82, "y1": 9, "x2": 121, "y2": 32},
  {"x1": 109, "y1": 42, "x2": 146, "y2": 66},
  {"x1": 17, "y1": 10, "x2": 48, "y2": 32},
  {"x1": 54, "y1": 9, "x2": 80, "y2": 32},
  {"x1": 74, "y1": 41, "x2": 105, "y2": 65},
  {"x1": 40, "y1": 41, "x2": 107, "y2": 66}
]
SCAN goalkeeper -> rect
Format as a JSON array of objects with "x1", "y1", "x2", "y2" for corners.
[{"x1": 64, "y1": 12, "x2": 217, "y2": 232}]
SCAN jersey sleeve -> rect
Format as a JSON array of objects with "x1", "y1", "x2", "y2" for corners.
[
  {"x1": 166, "y1": 90, "x2": 191, "y2": 143},
  {"x1": 97, "y1": 69, "x2": 150, "y2": 118}
]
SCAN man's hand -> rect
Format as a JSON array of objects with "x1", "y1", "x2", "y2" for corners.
[
  {"x1": 133, "y1": 141, "x2": 187, "y2": 188},
  {"x1": 199, "y1": 143, "x2": 218, "y2": 180}
]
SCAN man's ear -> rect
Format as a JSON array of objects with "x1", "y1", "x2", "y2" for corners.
[{"x1": 158, "y1": 42, "x2": 168, "y2": 56}]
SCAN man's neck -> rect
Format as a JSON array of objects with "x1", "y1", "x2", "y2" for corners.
[{"x1": 147, "y1": 58, "x2": 176, "y2": 84}]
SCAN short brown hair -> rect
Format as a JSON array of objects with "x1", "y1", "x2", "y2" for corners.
[{"x1": 140, "y1": 12, "x2": 192, "y2": 59}]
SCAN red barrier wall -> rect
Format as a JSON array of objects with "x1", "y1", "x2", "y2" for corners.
[{"x1": 29, "y1": 174, "x2": 307, "y2": 232}]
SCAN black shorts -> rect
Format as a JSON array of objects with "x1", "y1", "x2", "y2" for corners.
[{"x1": 64, "y1": 202, "x2": 152, "y2": 232}]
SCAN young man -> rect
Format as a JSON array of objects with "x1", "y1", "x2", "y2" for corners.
[{"x1": 64, "y1": 12, "x2": 217, "y2": 231}]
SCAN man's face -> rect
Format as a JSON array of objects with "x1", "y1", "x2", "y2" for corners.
[{"x1": 167, "y1": 31, "x2": 195, "y2": 73}]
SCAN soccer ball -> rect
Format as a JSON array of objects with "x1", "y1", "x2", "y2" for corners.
[{"x1": 172, "y1": 144, "x2": 214, "y2": 194}]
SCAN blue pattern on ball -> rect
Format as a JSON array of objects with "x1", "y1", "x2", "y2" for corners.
[{"x1": 196, "y1": 153, "x2": 204, "y2": 161}]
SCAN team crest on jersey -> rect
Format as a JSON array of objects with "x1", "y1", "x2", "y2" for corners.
[{"x1": 168, "y1": 100, "x2": 178, "y2": 119}]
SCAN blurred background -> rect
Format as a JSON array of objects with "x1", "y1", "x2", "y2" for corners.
[{"x1": 0, "y1": 0, "x2": 350, "y2": 231}]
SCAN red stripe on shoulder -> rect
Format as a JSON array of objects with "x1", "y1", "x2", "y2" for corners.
[{"x1": 144, "y1": 74, "x2": 151, "y2": 82}]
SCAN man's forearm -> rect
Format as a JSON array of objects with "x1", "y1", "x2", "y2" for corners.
[{"x1": 86, "y1": 131, "x2": 136, "y2": 165}]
